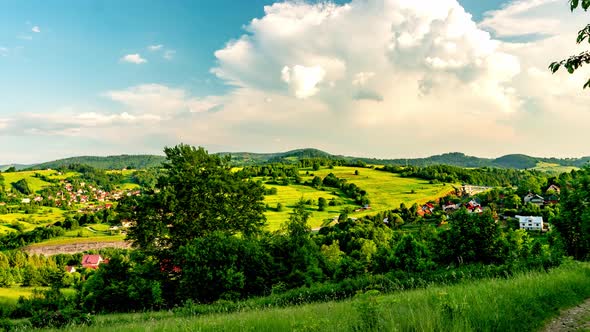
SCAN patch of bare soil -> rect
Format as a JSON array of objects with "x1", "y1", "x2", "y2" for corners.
[
  {"x1": 542, "y1": 298, "x2": 590, "y2": 332},
  {"x1": 24, "y1": 241, "x2": 131, "y2": 256}
]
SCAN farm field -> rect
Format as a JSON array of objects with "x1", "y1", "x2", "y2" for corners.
[
  {"x1": 533, "y1": 162, "x2": 579, "y2": 175},
  {"x1": 0, "y1": 287, "x2": 38, "y2": 306},
  {"x1": 26, "y1": 230, "x2": 126, "y2": 248},
  {"x1": 258, "y1": 166, "x2": 456, "y2": 230},
  {"x1": 1, "y1": 170, "x2": 78, "y2": 193},
  {"x1": 261, "y1": 166, "x2": 455, "y2": 229},
  {"x1": 106, "y1": 170, "x2": 141, "y2": 190},
  {"x1": 47, "y1": 262, "x2": 590, "y2": 332},
  {"x1": 263, "y1": 183, "x2": 356, "y2": 230},
  {"x1": 0, "y1": 287, "x2": 77, "y2": 307},
  {"x1": 0, "y1": 207, "x2": 66, "y2": 234},
  {"x1": 0, "y1": 217, "x2": 125, "y2": 248}
]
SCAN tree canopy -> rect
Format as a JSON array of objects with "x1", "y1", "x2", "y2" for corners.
[
  {"x1": 122, "y1": 144, "x2": 267, "y2": 255},
  {"x1": 549, "y1": 0, "x2": 590, "y2": 89}
]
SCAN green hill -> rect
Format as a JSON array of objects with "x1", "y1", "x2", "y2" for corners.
[
  {"x1": 493, "y1": 154, "x2": 539, "y2": 169},
  {"x1": 28, "y1": 155, "x2": 166, "y2": 170},
  {"x1": 0, "y1": 164, "x2": 31, "y2": 172}
]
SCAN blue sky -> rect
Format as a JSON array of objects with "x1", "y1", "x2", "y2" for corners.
[{"x1": 1, "y1": 0, "x2": 589, "y2": 163}]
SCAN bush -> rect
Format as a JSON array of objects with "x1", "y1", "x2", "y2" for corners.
[{"x1": 30, "y1": 307, "x2": 93, "y2": 328}]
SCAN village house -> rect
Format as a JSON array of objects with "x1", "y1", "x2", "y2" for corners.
[
  {"x1": 516, "y1": 215, "x2": 544, "y2": 231},
  {"x1": 524, "y1": 193, "x2": 545, "y2": 207},
  {"x1": 82, "y1": 254, "x2": 104, "y2": 269},
  {"x1": 546, "y1": 184, "x2": 561, "y2": 194},
  {"x1": 443, "y1": 202, "x2": 460, "y2": 212},
  {"x1": 418, "y1": 203, "x2": 435, "y2": 216},
  {"x1": 465, "y1": 199, "x2": 483, "y2": 214},
  {"x1": 21, "y1": 198, "x2": 31, "y2": 204},
  {"x1": 65, "y1": 266, "x2": 76, "y2": 273}
]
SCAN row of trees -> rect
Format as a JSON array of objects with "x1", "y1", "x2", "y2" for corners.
[{"x1": 380, "y1": 164, "x2": 551, "y2": 194}]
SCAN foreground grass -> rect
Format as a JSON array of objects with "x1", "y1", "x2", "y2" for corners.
[{"x1": 47, "y1": 262, "x2": 590, "y2": 332}]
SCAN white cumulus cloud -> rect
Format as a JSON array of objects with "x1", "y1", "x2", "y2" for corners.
[
  {"x1": 148, "y1": 44, "x2": 163, "y2": 51},
  {"x1": 281, "y1": 65, "x2": 326, "y2": 99},
  {"x1": 121, "y1": 53, "x2": 147, "y2": 64},
  {"x1": 32, "y1": 26, "x2": 41, "y2": 33},
  {"x1": 5, "y1": 0, "x2": 590, "y2": 160}
]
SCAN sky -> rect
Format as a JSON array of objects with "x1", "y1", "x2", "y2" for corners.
[{"x1": 1, "y1": 0, "x2": 590, "y2": 164}]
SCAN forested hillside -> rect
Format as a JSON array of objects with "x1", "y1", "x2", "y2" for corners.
[{"x1": 27, "y1": 155, "x2": 166, "y2": 170}]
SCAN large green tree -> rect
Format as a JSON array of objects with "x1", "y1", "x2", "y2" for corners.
[
  {"x1": 552, "y1": 167, "x2": 590, "y2": 259},
  {"x1": 550, "y1": 0, "x2": 590, "y2": 88},
  {"x1": 123, "y1": 144, "x2": 266, "y2": 255},
  {"x1": 437, "y1": 209, "x2": 506, "y2": 264}
]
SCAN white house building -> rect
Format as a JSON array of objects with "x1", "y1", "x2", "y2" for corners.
[
  {"x1": 516, "y1": 215, "x2": 544, "y2": 231},
  {"x1": 524, "y1": 193, "x2": 545, "y2": 207}
]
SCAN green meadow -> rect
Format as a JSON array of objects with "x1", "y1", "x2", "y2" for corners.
[
  {"x1": 0, "y1": 207, "x2": 65, "y2": 234},
  {"x1": 263, "y1": 183, "x2": 357, "y2": 230},
  {"x1": 0, "y1": 287, "x2": 37, "y2": 306},
  {"x1": 2, "y1": 170, "x2": 78, "y2": 193},
  {"x1": 533, "y1": 162, "x2": 579, "y2": 175},
  {"x1": 262, "y1": 166, "x2": 456, "y2": 230},
  {"x1": 45, "y1": 262, "x2": 590, "y2": 332}
]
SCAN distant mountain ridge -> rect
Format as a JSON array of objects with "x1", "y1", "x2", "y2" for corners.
[
  {"x1": 25, "y1": 155, "x2": 166, "y2": 170},
  {"x1": 3, "y1": 148, "x2": 589, "y2": 171},
  {"x1": 225, "y1": 149, "x2": 590, "y2": 169},
  {"x1": 0, "y1": 164, "x2": 31, "y2": 172}
]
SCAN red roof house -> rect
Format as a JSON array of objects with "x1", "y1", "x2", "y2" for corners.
[{"x1": 82, "y1": 254, "x2": 104, "y2": 269}]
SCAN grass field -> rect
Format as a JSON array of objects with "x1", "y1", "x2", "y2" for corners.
[
  {"x1": 44, "y1": 262, "x2": 590, "y2": 332},
  {"x1": 107, "y1": 170, "x2": 140, "y2": 190},
  {"x1": 25, "y1": 234, "x2": 126, "y2": 248},
  {"x1": 1, "y1": 170, "x2": 78, "y2": 193},
  {"x1": 0, "y1": 287, "x2": 39, "y2": 306},
  {"x1": 307, "y1": 167, "x2": 455, "y2": 211},
  {"x1": 0, "y1": 207, "x2": 66, "y2": 234},
  {"x1": 263, "y1": 183, "x2": 356, "y2": 230},
  {"x1": 264, "y1": 167, "x2": 454, "y2": 230},
  {"x1": 262, "y1": 166, "x2": 455, "y2": 230},
  {"x1": 0, "y1": 287, "x2": 77, "y2": 308},
  {"x1": 533, "y1": 162, "x2": 579, "y2": 175}
]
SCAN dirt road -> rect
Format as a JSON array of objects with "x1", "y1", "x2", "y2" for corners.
[{"x1": 542, "y1": 298, "x2": 590, "y2": 331}]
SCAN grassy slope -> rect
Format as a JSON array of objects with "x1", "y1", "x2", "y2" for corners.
[
  {"x1": 25, "y1": 223, "x2": 126, "y2": 248},
  {"x1": 263, "y1": 184, "x2": 356, "y2": 230},
  {"x1": 533, "y1": 162, "x2": 579, "y2": 175},
  {"x1": 50, "y1": 262, "x2": 590, "y2": 332},
  {"x1": 262, "y1": 166, "x2": 454, "y2": 230},
  {"x1": 2, "y1": 170, "x2": 78, "y2": 193},
  {"x1": 0, "y1": 207, "x2": 65, "y2": 235},
  {"x1": 0, "y1": 287, "x2": 37, "y2": 306}
]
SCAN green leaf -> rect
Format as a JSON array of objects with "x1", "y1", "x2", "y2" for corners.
[
  {"x1": 571, "y1": 0, "x2": 579, "y2": 11},
  {"x1": 584, "y1": 78, "x2": 590, "y2": 89},
  {"x1": 549, "y1": 62, "x2": 561, "y2": 73}
]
